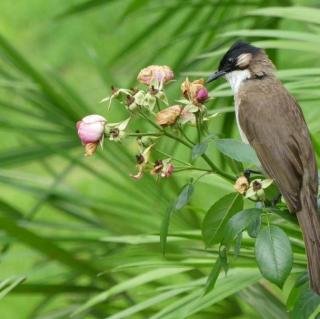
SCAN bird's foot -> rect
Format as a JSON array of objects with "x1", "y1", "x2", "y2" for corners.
[
  {"x1": 271, "y1": 192, "x2": 282, "y2": 207},
  {"x1": 243, "y1": 169, "x2": 261, "y2": 180}
]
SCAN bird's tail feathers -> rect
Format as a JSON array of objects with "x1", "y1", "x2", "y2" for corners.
[{"x1": 296, "y1": 192, "x2": 320, "y2": 294}]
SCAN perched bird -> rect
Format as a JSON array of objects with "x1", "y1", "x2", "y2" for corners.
[{"x1": 207, "y1": 41, "x2": 320, "y2": 293}]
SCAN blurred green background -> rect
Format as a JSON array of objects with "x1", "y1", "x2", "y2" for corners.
[{"x1": 1, "y1": 0, "x2": 320, "y2": 318}]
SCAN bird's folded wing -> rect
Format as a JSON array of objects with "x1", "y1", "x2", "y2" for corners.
[{"x1": 238, "y1": 81, "x2": 308, "y2": 212}]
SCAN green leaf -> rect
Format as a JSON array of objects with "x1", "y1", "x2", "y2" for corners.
[
  {"x1": 57, "y1": 0, "x2": 117, "y2": 18},
  {"x1": 160, "y1": 203, "x2": 175, "y2": 255},
  {"x1": 248, "y1": 7, "x2": 320, "y2": 25},
  {"x1": 247, "y1": 213, "x2": 262, "y2": 238},
  {"x1": 160, "y1": 182, "x2": 194, "y2": 255},
  {"x1": 204, "y1": 257, "x2": 221, "y2": 295},
  {"x1": 192, "y1": 142, "x2": 208, "y2": 161},
  {"x1": 72, "y1": 267, "x2": 191, "y2": 316},
  {"x1": 202, "y1": 193, "x2": 243, "y2": 247},
  {"x1": 175, "y1": 182, "x2": 194, "y2": 210},
  {"x1": 153, "y1": 269, "x2": 261, "y2": 319},
  {"x1": 255, "y1": 225, "x2": 293, "y2": 287},
  {"x1": 215, "y1": 139, "x2": 260, "y2": 165},
  {"x1": 223, "y1": 208, "x2": 263, "y2": 243},
  {"x1": 290, "y1": 285, "x2": 320, "y2": 319},
  {"x1": 0, "y1": 276, "x2": 26, "y2": 300},
  {"x1": 0, "y1": 202, "x2": 101, "y2": 279},
  {"x1": 107, "y1": 287, "x2": 192, "y2": 319}
]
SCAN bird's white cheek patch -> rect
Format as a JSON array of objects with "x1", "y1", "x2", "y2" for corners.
[{"x1": 225, "y1": 69, "x2": 251, "y2": 94}]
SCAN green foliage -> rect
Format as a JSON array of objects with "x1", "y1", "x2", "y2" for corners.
[
  {"x1": 1, "y1": 0, "x2": 320, "y2": 318},
  {"x1": 255, "y1": 225, "x2": 293, "y2": 287},
  {"x1": 202, "y1": 193, "x2": 243, "y2": 247}
]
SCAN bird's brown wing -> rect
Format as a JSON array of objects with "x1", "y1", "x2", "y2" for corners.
[{"x1": 238, "y1": 77, "x2": 317, "y2": 212}]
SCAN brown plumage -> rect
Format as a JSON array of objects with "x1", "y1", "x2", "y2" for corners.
[{"x1": 238, "y1": 51, "x2": 320, "y2": 293}]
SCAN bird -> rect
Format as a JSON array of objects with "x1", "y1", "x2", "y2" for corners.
[{"x1": 207, "y1": 41, "x2": 320, "y2": 294}]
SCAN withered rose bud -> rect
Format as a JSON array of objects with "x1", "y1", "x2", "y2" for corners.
[
  {"x1": 137, "y1": 65, "x2": 174, "y2": 89},
  {"x1": 77, "y1": 114, "x2": 107, "y2": 156},
  {"x1": 130, "y1": 145, "x2": 153, "y2": 180},
  {"x1": 151, "y1": 160, "x2": 163, "y2": 176},
  {"x1": 151, "y1": 159, "x2": 174, "y2": 178},
  {"x1": 181, "y1": 78, "x2": 209, "y2": 104},
  {"x1": 234, "y1": 176, "x2": 249, "y2": 194},
  {"x1": 156, "y1": 105, "x2": 182, "y2": 127},
  {"x1": 161, "y1": 162, "x2": 174, "y2": 178}
]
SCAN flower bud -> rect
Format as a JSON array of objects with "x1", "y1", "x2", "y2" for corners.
[
  {"x1": 234, "y1": 176, "x2": 249, "y2": 194},
  {"x1": 156, "y1": 105, "x2": 182, "y2": 127},
  {"x1": 196, "y1": 87, "x2": 209, "y2": 103},
  {"x1": 137, "y1": 65, "x2": 174, "y2": 88},
  {"x1": 181, "y1": 78, "x2": 209, "y2": 104},
  {"x1": 77, "y1": 114, "x2": 107, "y2": 144}
]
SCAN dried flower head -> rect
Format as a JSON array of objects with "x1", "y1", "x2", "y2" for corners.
[
  {"x1": 234, "y1": 176, "x2": 249, "y2": 194},
  {"x1": 137, "y1": 65, "x2": 174, "y2": 89},
  {"x1": 130, "y1": 145, "x2": 153, "y2": 180},
  {"x1": 245, "y1": 179, "x2": 273, "y2": 201},
  {"x1": 181, "y1": 78, "x2": 209, "y2": 104},
  {"x1": 156, "y1": 105, "x2": 182, "y2": 127},
  {"x1": 151, "y1": 159, "x2": 174, "y2": 178},
  {"x1": 106, "y1": 118, "x2": 130, "y2": 142}
]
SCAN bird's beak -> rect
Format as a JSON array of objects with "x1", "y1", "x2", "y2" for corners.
[{"x1": 206, "y1": 70, "x2": 226, "y2": 83}]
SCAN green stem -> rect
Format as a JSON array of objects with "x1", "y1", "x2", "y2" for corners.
[
  {"x1": 156, "y1": 99, "x2": 161, "y2": 112},
  {"x1": 128, "y1": 132, "x2": 163, "y2": 137},
  {"x1": 174, "y1": 167, "x2": 211, "y2": 173},
  {"x1": 153, "y1": 148, "x2": 191, "y2": 166},
  {"x1": 178, "y1": 126, "x2": 195, "y2": 145},
  {"x1": 139, "y1": 110, "x2": 235, "y2": 183},
  {"x1": 196, "y1": 112, "x2": 201, "y2": 144},
  {"x1": 164, "y1": 131, "x2": 235, "y2": 183}
]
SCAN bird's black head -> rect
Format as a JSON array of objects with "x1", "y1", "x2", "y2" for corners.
[{"x1": 207, "y1": 41, "x2": 260, "y2": 83}]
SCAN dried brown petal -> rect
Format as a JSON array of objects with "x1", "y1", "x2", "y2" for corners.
[
  {"x1": 156, "y1": 105, "x2": 182, "y2": 127},
  {"x1": 234, "y1": 176, "x2": 249, "y2": 194}
]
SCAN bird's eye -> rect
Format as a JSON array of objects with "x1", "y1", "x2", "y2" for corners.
[{"x1": 228, "y1": 57, "x2": 234, "y2": 64}]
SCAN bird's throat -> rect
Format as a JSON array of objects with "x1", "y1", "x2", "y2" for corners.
[
  {"x1": 225, "y1": 69, "x2": 251, "y2": 94},
  {"x1": 225, "y1": 69, "x2": 251, "y2": 144}
]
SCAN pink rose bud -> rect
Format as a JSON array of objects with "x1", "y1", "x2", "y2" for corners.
[
  {"x1": 137, "y1": 65, "x2": 174, "y2": 88},
  {"x1": 196, "y1": 87, "x2": 209, "y2": 103},
  {"x1": 77, "y1": 114, "x2": 107, "y2": 144},
  {"x1": 181, "y1": 78, "x2": 209, "y2": 104}
]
